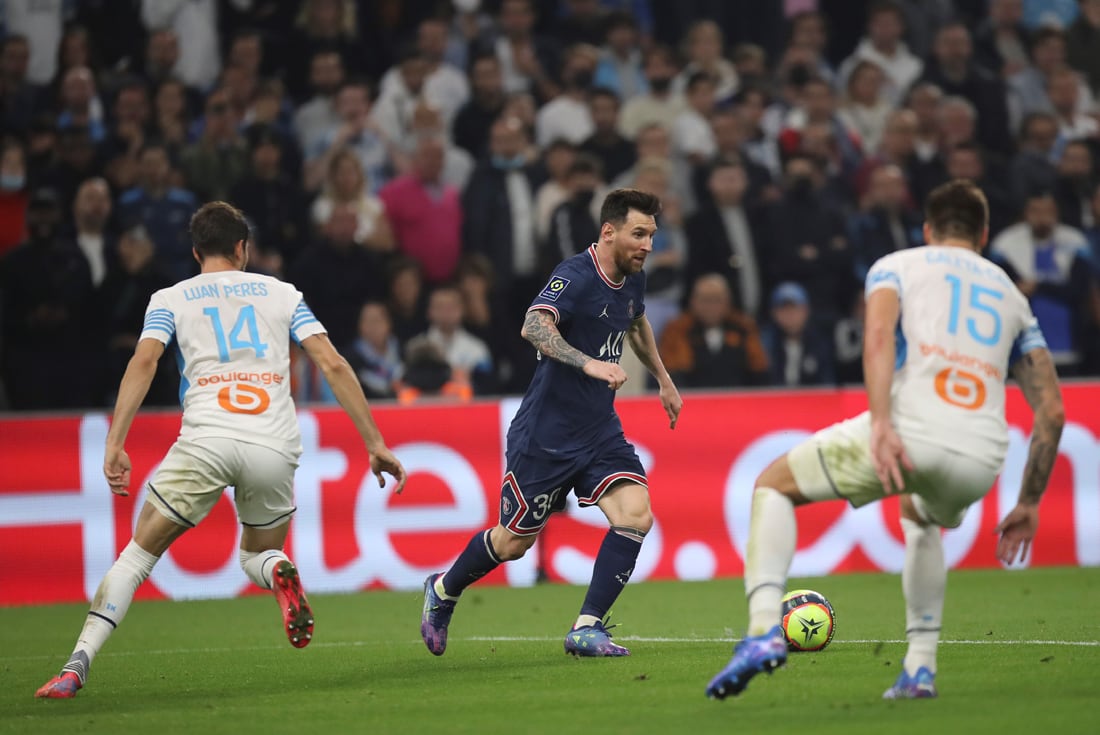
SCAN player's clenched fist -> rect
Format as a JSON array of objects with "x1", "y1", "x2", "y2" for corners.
[{"x1": 583, "y1": 360, "x2": 628, "y2": 389}]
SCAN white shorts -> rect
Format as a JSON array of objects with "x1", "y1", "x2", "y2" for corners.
[
  {"x1": 786, "y1": 411, "x2": 998, "y2": 528},
  {"x1": 147, "y1": 437, "x2": 298, "y2": 530}
]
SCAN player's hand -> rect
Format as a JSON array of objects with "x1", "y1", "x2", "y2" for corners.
[
  {"x1": 103, "y1": 448, "x2": 132, "y2": 496},
  {"x1": 659, "y1": 381, "x2": 682, "y2": 429},
  {"x1": 994, "y1": 503, "x2": 1039, "y2": 565},
  {"x1": 370, "y1": 445, "x2": 408, "y2": 495},
  {"x1": 869, "y1": 418, "x2": 914, "y2": 494},
  {"x1": 583, "y1": 360, "x2": 628, "y2": 390}
]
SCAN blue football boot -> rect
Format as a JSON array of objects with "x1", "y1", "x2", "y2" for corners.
[
  {"x1": 883, "y1": 666, "x2": 938, "y2": 699},
  {"x1": 420, "y1": 573, "x2": 456, "y2": 656},
  {"x1": 705, "y1": 625, "x2": 788, "y2": 699},
  {"x1": 563, "y1": 619, "x2": 630, "y2": 657}
]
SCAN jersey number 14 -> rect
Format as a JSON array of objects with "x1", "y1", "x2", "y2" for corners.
[
  {"x1": 203, "y1": 306, "x2": 269, "y2": 361},
  {"x1": 203, "y1": 306, "x2": 272, "y2": 415}
]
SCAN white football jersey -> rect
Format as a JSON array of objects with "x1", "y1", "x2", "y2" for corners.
[
  {"x1": 866, "y1": 245, "x2": 1047, "y2": 469},
  {"x1": 139, "y1": 271, "x2": 327, "y2": 458}
]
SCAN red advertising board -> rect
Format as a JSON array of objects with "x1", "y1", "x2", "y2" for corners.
[{"x1": 1, "y1": 385, "x2": 1097, "y2": 606}]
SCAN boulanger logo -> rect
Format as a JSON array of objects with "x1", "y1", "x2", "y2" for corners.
[
  {"x1": 934, "y1": 367, "x2": 987, "y2": 410},
  {"x1": 217, "y1": 383, "x2": 271, "y2": 415}
]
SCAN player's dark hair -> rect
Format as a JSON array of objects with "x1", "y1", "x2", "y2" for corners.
[
  {"x1": 190, "y1": 201, "x2": 250, "y2": 260},
  {"x1": 924, "y1": 179, "x2": 989, "y2": 246},
  {"x1": 600, "y1": 188, "x2": 661, "y2": 228}
]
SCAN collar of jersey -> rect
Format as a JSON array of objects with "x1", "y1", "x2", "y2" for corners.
[{"x1": 588, "y1": 244, "x2": 624, "y2": 289}]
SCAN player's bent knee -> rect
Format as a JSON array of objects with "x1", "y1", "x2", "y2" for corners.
[
  {"x1": 490, "y1": 525, "x2": 537, "y2": 561},
  {"x1": 756, "y1": 455, "x2": 809, "y2": 505},
  {"x1": 600, "y1": 482, "x2": 653, "y2": 532},
  {"x1": 496, "y1": 535, "x2": 534, "y2": 561},
  {"x1": 627, "y1": 507, "x2": 654, "y2": 534},
  {"x1": 604, "y1": 504, "x2": 652, "y2": 534}
]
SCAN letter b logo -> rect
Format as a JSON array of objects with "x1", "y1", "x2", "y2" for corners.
[
  {"x1": 217, "y1": 383, "x2": 271, "y2": 415},
  {"x1": 934, "y1": 367, "x2": 986, "y2": 410}
]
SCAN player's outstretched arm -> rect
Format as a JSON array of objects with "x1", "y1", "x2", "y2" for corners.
[
  {"x1": 996, "y1": 348, "x2": 1065, "y2": 564},
  {"x1": 627, "y1": 314, "x2": 682, "y2": 429},
  {"x1": 521, "y1": 308, "x2": 627, "y2": 389},
  {"x1": 104, "y1": 338, "x2": 165, "y2": 496},
  {"x1": 300, "y1": 333, "x2": 408, "y2": 493}
]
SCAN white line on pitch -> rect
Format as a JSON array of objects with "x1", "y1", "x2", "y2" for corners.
[
  {"x1": 468, "y1": 636, "x2": 1100, "y2": 646},
  {"x1": 6, "y1": 636, "x2": 1098, "y2": 663}
]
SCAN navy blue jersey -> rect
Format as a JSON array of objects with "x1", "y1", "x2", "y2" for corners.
[{"x1": 507, "y1": 245, "x2": 647, "y2": 459}]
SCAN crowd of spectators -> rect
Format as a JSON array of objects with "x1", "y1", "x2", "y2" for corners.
[{"x1": 2, "y1": 0, "x2": 1100, "y2": 412}]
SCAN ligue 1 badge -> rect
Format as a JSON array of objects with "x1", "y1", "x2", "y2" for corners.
[{"x1": 539, "y1": 277, "x2": 571, "y2": 302}]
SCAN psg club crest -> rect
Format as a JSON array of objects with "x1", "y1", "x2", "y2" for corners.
[{"x1": 501, "y1": 496, "x2": 513, "y2": 516}]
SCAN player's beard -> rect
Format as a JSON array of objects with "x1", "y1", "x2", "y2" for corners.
[{"x1": 619, "y1": 250, "x2": 647, "y2": 275}]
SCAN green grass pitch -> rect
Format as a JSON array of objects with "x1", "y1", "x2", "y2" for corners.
[{"x1": 3, "y1": 567, "x2": 1098, "y2": 735}]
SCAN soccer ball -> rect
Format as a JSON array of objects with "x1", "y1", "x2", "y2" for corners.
[{"x1": 781, "y1": 589, "x2": 836, "y2": 652}]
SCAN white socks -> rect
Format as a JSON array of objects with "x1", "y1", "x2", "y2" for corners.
[
  {"x1": 63, "y1": 540, "x2": 159, "y2": 683},
  {"x1": 901, "y1": 517, "x2": 945, "y2": 675},
  {"x1": 574, "y1": 614, "x2": 601, "y2": 629},
  {"x1": 745, "y1": 487, "x2": 797, "y2": 636},
  {"x1": 434, "y1": 575, "x2": 458, "y2": 601},
  {"x1": 240, "y1": 549, "x2": 289, "y2": 590}
]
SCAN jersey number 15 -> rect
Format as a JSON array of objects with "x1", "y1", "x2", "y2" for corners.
[{"x1": 944, "y1": 274, "x2": 1003, "y2": 346}]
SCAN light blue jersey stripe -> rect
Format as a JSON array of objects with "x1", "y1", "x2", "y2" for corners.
[{"x1": 865, "y1": 269, "x2": 901, "y2": 297}]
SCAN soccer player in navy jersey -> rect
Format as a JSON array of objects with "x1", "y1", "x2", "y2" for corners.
[{"x1": 420, "y1": 188, "x2": 683, "y2": 657}]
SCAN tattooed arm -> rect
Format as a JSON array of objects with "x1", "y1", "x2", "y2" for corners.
[
  {"x1": 521, "y1": 309, "x2": 591, "y2": 370},
  {"x1": 521, "y1": 309, "x2": 628, "y2": 389},
  {"x1": 995, "y1": 348, "x2": 1065, "y2": 564},
  {"x1": 1010, "y1": 348, "x2": 1065, "y2": 504}
]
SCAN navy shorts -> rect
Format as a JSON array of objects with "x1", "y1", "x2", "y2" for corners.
[{"x1": 499, "y1": 436, "x2": 647, "y2": 537}]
